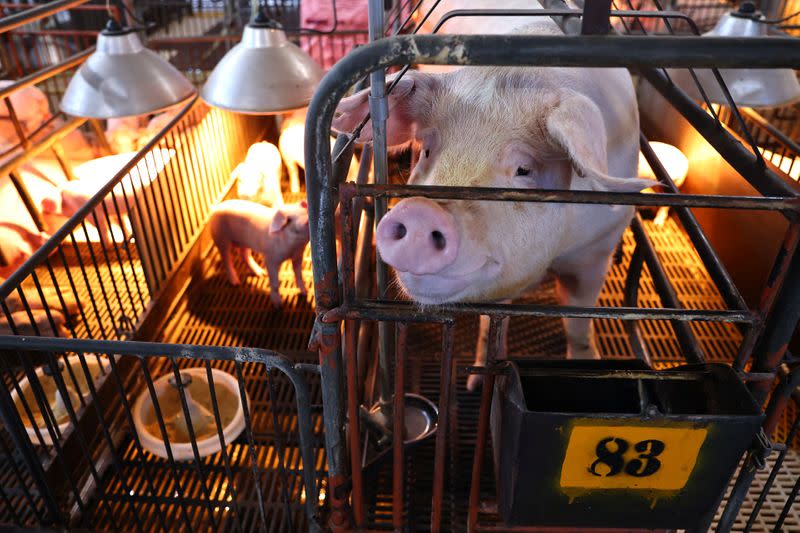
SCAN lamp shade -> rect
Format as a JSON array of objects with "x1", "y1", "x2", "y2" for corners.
[
  {"x1": 200, "y1": 20, "x2": 324, "y2": 114},
  {"x1": 669, "y1": 4, "x2": 800, "y2": 108},
  {"x1": 60, "y1": 22, "x2": 196, "y2": 119}
]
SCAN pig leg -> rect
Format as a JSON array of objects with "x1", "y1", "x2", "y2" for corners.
[
  {"x1": 466, "y1": 310, "x2": 510, "y2": 392},
  {"x1": 265, "y1": 259, "x2": 282, "y2": 309},
  {"x1": 218, "y1": 242, "x2": 241, "y2": 286},
  {"x1": 0, "y1": 309, "x2": 66, "y2": 337},
  {"x1": 287, "y1": 162, "x2": 301, "y2": 194},
  {"x1": 91, "y1": 207, "x2": 113, "y2": 248},
  {"x1": 243, "y1": 249, "x2": 267, "y2": 277},
  {"x1": 292, "y1": 251, "x2": 307, "y2": 296},
  {"x1": 554, "y1": 264, "x2": 608, "y2": 360}
]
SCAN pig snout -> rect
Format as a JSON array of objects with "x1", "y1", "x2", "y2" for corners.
[{"x1": 376, "y1": 197, "x2": 459, "y2": 275}]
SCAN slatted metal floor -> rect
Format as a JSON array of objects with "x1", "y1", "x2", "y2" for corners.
[{"x1": 3, "y1": 216, "x2": 798, "y2": 531}]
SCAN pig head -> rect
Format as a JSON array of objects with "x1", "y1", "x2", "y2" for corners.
[
  {"x1": 234, "y1": 141, "x2": 285, "y2": 207},
  {"x1": 333, "y1": 67, "x2": 651, "y2": 376}
]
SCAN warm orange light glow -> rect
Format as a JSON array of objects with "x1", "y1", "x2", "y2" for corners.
[
  {"x1": 638, "y1": 141, "x2": 689, "y2": 189},
  {"x1": 759, "y1": 148, "x2": 800, "y2": 182}
]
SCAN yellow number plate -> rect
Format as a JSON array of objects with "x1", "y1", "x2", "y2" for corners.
[{"x1": 560, "y1": 425, "x2": 708, "y2": 491}]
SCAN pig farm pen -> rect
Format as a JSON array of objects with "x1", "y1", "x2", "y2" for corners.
[{"x1": 1, "y1": 1, "x2": 800, "y2": 533}]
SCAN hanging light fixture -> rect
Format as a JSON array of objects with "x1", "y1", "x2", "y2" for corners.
[
  {"x1": 200, "y1": 8, "x2": 324, "y2": 115},
  {"x1": 670, "y1": 2, "x2": 800, "y2": 108},
  {"x1": 60, "y1": 19, "x2": 196, "y2": 119}
]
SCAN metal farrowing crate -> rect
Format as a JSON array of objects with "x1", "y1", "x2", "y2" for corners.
[
  {"x1": 302, "y1": 1, "x2": 800, "y2": 531},
  {"x1": 0, "y1": 0, "x2": 800, "y2": 532}
]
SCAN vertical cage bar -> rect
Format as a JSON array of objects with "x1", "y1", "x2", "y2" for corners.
[
  {"x1": 467, "y1": 316, "x2": 504, "y2": 532},
  {"x1": 344, "y1": 318, "x2": 364, "y2": 527},
  {"x1": 431, "y1": 321, "x2": 455, "y2": 533},
  {"x1": 393, "y1": 322, "x2": 407, "y2": 530}
]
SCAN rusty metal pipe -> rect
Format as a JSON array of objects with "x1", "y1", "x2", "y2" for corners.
[
  {"x1": 0, "y1": 48, "x2": 93, "y2": 101},
  {"x1": 0, "y1": 0, "x2": 91, "y2": 34}
]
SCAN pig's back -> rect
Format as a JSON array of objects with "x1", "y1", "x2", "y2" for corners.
[{"x1": 210, "y1": 200, "x2": 275, "y2": 248}]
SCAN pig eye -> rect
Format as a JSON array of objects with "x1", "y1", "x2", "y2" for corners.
[
  {"x1": 516, "y1": 166, "x2": 531, "y2": 177},
  {"x1": 423, "y1": 148, "x2": 430, "y2": 158}
]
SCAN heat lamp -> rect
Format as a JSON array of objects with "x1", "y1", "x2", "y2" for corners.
[
  {"x1": 200, "y1": 8, "x2": 324, "y2": 114},
  {"x1": 638, "y1": 141, "x2": 689, "y2": 226},
  {"x1": 60, "y1": 20, "x2": 195, "y2": 119},
  {"x1": 670, "y1": 2, "x2": 800, "y2": 108}
]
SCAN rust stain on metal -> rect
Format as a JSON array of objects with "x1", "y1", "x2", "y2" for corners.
[{"x1": 326, "y1": 473, "x2": 351, "y2": 531}]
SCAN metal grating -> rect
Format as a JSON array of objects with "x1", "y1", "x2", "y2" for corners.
[
  {"x1": 7, "y1": 211, "x2": 788, "y2": 531},
  {"x1": 406, "y1": 217, "x2": 742, "y2": 362},
  {"x1": 79, "y1": 357, "x2": 326, "y2": 533},
  {"x1": 156, "y1": 245, "x2": 316, "y2": 353}
]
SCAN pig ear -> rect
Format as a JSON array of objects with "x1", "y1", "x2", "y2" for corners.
[
  {"x1": 270, "y1": 210, "x2": 289, "y2": 233},
  {"x1": 332, "y1": 71, "x2": 437, "y2": 146},
  {"x1": 546, "y1": 91, "x2": 653, "y2": 193}
]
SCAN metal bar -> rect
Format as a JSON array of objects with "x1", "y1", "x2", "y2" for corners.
[
  {"x1": 0, "y1": 378, "x2": 62, "y2": 524},
  {"x1": 233, "y1": 361, "x2": 269, "y2": 531},
  {"x1": 749, "y1": 241, "x2": 800, "y2": 404},
  {"x1": 0, "y1": 116, "x2": 87, "y2": 184},
  {"x1": 630, "y1": 214, "x2": 705, "y2": 363},
  {"x1": 325, "y1": 299, "x2": 755, "y2": 323},
  {"x1": 735, "y1": 223, "x2": 800, "y2": 371},
  {"x1": 431, "y1": 321, "x2": 455, "y2": 533},
  {"x1": 0, "y1": 98, "x2": 195, "y2": 300},
  {"x1": 393, "y1": 322, "x2": 407, "y2": 530},
  {"x1": 137, "y1": 358, "x2": 195, "y2": 530},
  {"x1": 368, "y1": 0, "x2": 395, "y2": 435},
  {"x1": 3, "y1": 96, "x2": 30, "y2": 150},
  {"x1": 623, "y1": 246, "x2": 653, "y2": 366},
  {"x1": 581, "y1": 0, "x2": 613, "y2": 34},
  {"x1": 266, "y1": 366, "x2": 296, "y2": 533},
  {"x1": 344, "y1": 318, "x2": 364, "y2": 527},
  {"x1": 342, "y1": 182, "x2": 799, "y2": 212},
  {"x1": 741, "y1": 107, "x2": 800, "y2": 159},
  {"x1": 774, "y1": 469, "x2": 800, "y2": 532},
  {"x1": 467, "y1": 317, "x2": 504, "y2": 532},
  {"x1": 642, "y1": 69, "x2": 799, "y2": 200},
  {"x1": 167, "y1": 360, "x2": 220, "y2": 529},
  {"x1": 8, "y1": 171, "x2": 45, "y2": 233},
  {"x1": 639, "y1": 134, "x2": 749, "y2": 312},
  {"x1": 0, "y1": 0, "x2": 91, "y2": 35},
  {"x1": 744, "y1": 408, "x2": 800, "y2": 532},
  {"x1": 717, "y1": 366, "x2": 800, "y2": 531}
]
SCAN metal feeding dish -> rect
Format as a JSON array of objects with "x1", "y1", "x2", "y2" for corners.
[
  {"x1": 11, "y1": 355, "x2": 111, "y2": 446},
  {"x1": 366, "y1": 393, "x2": 438, "y2": 445},
  {"x1": 133, "y1": 368, "x2": 249, "y2": 461}
]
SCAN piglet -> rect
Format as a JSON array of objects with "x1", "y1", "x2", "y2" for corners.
[
  {"x1": 41, "y1": 149, "x2": 171, "y2": 247},
  {"x1": 0, "y1": 309, "x2": 67, "y2": 337},
  {"x1": 0, "y1": 80, "x2": 50, "y2": 147},
  {"x1": 279, "y1": 109, "x2": 361, "y2": 193},
  {"x1": 209, "y1": 199, "x2": 309, "y2": 308},
  {"x1": 0, "y1": 222, "x2": 50, "y2": 279},
  {"x1": 233, "y1": 141, "x2": 284, "y2": 207},
  {"x1": 105, "y1": 116, "x2": 145, "y2": 154}
]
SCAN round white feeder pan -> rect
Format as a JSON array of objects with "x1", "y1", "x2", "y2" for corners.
[
  {"x1": 11, "y1": 355, "x2": 111, "y2": 446},
  {"x1": 133, "y1": 367, "x2": 249, "y2": 461}
]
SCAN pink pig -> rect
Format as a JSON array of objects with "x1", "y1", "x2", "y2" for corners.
[
  {"x1": 0, "y1": 81, "x2": 51, "y2": 148},
  {"x1": 0, "y1": 222, "x2": 50, "y2": 279},
  {"x1": 334, "y1": 0, "x2": 653, "y2": 390},
  {"x1": 209, "y1": 199, "x2": 310, "y2": 308},
  {"x1": 279, "y1": 109, "x2": 362, "y2": 194}
]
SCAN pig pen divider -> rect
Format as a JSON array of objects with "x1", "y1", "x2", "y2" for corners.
[
  {"x1": 0, "y1": 334, "x2": 323, "y2": 531},
  {"x1": 304, "y1": 22, "x2": 800, "y2": 531},
  {"x1": 0, "y1": 87, "x2": 330, "y2": 529}
]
